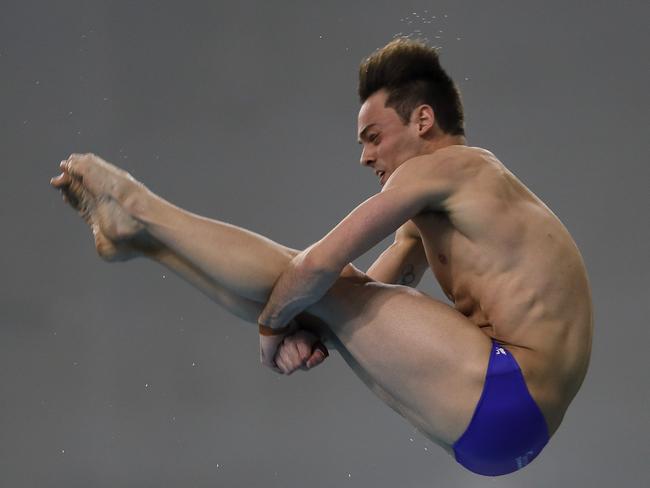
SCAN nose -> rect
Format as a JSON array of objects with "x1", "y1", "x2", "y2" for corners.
[{"x1": 359, "y1": 145, "x2": 376, "y2": 167}]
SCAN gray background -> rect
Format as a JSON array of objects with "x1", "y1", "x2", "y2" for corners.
[{"x1": 0, "y1": 1, "x2": 648, "y2": 487}]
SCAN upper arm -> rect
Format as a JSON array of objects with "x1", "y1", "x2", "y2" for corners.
[
  {"x1": 366, "y1": 237, "x2": 429, "y2": 287},
  {"x1": 309, "y1": 154, "x2": 464, "y2": 273}
]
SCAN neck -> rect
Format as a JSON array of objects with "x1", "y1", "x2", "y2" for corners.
[{"x1": 424, "y1": 133, "x2": 467, "y2": 154}]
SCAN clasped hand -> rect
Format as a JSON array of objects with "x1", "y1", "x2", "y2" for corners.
[{"x1": 265, "y1": 326, "x2": 329, "y2": 375}]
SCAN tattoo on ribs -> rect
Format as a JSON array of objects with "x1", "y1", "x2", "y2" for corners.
[{"x1": 400, "y1": 264, "x2": 416, "y2": 285}]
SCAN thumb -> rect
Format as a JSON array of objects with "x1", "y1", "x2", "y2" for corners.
[{"x1": 305, "y1": 341, "x2": 329, "y2": 369}]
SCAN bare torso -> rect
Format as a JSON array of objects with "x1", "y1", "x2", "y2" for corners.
[{"x1": 411, "y1": 145, "x2": 593, "y2": 436}]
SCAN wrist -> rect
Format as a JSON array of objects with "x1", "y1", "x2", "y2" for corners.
[{"x1": 258, "y1": 322, "x2": 292, "y2": 336}]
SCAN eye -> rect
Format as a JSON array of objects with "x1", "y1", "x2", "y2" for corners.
[{"x1": 369, "y1": 133, "x2": 379, "y2": 144}]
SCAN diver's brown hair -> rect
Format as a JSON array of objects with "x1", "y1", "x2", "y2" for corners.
[{"x1": 358, "y1": 38, "x2": 465, "y2": 136}]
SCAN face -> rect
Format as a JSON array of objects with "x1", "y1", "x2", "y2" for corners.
[{"x1": 357, "y1": 89, "x2": 426, "y2": 187}]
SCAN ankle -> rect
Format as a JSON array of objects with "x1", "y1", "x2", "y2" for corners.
[{"x1": 121, "y1": 182, "x2": 153, "y2": 223}]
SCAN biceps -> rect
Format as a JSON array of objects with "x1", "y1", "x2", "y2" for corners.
[{"x1": 366, "y1": 238, "x2": 429, "y2": 287}]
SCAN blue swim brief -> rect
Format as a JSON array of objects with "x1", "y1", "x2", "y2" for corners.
[{"x1": 452, "y1": 340, "x2": 550, "y2": 476}]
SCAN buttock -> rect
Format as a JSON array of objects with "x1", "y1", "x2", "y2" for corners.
[{"x1": 452, "y1": 340, "x2": 550, "y2": 476}]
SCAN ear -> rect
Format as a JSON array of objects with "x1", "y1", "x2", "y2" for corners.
[{"x1": 413, "y1": 104, "x2": 435, "y2": 136}]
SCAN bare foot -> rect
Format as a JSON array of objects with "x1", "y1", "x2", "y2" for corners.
[
  {"x1": 61, "y1": 153, "x2": 143, "y2": 207},
  {"x1": 51, "y1": 154, "x2": 161, "y2": 261}
]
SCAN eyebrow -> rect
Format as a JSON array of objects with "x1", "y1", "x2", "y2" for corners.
[{"x1": 357, "y1": 123, "x2": 378, "y2": 144}]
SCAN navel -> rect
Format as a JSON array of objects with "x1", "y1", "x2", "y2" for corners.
[{"x1": 438, "y1": 253, "x2": 448, "y2": 265}]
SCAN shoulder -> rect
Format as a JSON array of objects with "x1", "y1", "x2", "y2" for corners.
[
  {"x1": 382, "y1": 146, "x2": 504, "y2": 212},
  {"x1": 387, "y1": 146, "x2": 493, "y2": 187},
  {"x1": 383, "y1": 146, "x2": 497, "y2": 211}
]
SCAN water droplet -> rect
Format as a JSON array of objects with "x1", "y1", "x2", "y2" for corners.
[
  {"x1": 409, "y1": 437, "x2": 414, "y2": 442},
  {"x1": 162, "y1": 274, "x2": 166, "y2": 279},
  {"x1": 145, "y1": 383, "x2": 149, "y2": 388},
  {"x1": 35, "y1": 80, "x2": 40, "y2": 85},
  {"x1": 348, "y1": 473, "x2": 351, "y2": 478},
  {"x1": 61, "y1": 449, "x2": 65, "y2": 454},
  {"x1": 457, "y1": 37, "x2": 462, "y2": 41},
  {"x1": 464, "y1": 77, "x2": 470, "y2": 81},
  {"x1": 192, "y1": 362, "x2": 196, "y2": 367}
]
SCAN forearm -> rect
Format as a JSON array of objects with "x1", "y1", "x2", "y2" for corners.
[{"x1": 366, "y1": 238, "x2": 428, "y2": 287}]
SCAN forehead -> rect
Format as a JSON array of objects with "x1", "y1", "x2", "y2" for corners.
[{"x1": 357, "y1": 90, "x2": 399, "y2": 133}]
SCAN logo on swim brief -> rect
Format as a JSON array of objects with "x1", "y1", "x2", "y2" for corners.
[
  {"x1": 515, "y1": 450, "x2": 535, "y2": 469},
  {"x1": 496, "y1": 347, "x2": 507, "y2": 356}
]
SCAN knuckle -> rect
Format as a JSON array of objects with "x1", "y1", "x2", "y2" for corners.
[{"x1": 297, "y1": 344, "x2": 310, "y2": 358}]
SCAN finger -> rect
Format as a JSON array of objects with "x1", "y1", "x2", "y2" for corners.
[
  {"x1": 305, "y1": 350, "x2": 326, "y2": 369},
  {"x1": 295, "y1": 339, "x2": 313, "y2": 363},
  {"x1": 262, "y1": 354, "x2": 283, "y2": 374},
  {"x1": 274, "y1": 355, "x2": 288, "y2": 374},
  {"x1": 305, "y1": 342, "x2": 329, "y2": 369},
  {"x1": 277, "y1": 345, "x2": 299, "y2": 375},
  {"x1": 285, "y1": 329, "x2": 318, "y2": 362},
  {"x1": 282, "y1": 340, "x2": 304, "y2": 369},
  {"x1": 267, "y1": 356, "x2": 284, "y2": 374}
]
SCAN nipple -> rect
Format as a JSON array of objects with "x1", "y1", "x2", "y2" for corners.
[{"x1": 438, "y1": 253, "x2": 448, "y2": 264}]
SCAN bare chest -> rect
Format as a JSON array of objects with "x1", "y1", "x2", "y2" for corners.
[{"x1": 411, "y1": 211, "x2": 475, "y2": 306}]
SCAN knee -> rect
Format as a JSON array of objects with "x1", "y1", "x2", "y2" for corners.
[{"x1": 340, "y1": 263, "x2": 373, "y2": 282}]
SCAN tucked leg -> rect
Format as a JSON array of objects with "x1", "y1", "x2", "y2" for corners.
[{"x1": 54, "y1": 153, "x2": 493, "y2": 451}]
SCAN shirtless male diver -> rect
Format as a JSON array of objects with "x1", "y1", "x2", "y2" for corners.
[{"x1": 50, "y1": 38, "x2": 593, "y2": 476}]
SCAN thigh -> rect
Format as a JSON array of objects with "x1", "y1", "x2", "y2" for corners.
[{"x1": 304, "y1": 269, "x2": 493, "y2": 448}]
